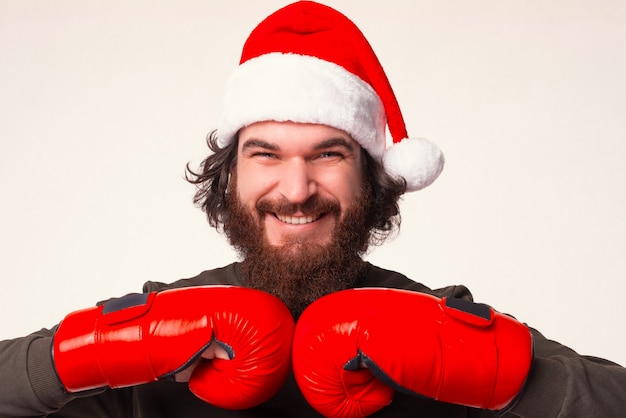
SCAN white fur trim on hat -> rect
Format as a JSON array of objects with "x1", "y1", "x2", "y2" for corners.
[
  {"x1": 217, "y1": 52, "x2": 386, "y2": 159},
  {"x1": 383, "y1": 137, "x2": 445, "y2": 192}
]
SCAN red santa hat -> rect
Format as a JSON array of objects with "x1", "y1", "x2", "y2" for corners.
[{"x1": 217, "y1": 1, "x2": 444, "y2": 192}]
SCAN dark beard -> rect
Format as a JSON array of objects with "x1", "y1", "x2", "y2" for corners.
[{"x1": 223, "y1": 180, "x2": 372, "y2": 318}]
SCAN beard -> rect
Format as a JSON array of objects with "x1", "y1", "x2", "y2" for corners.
[{"x1": 223, "y1": 179, "x2": 372, "y2": 318}]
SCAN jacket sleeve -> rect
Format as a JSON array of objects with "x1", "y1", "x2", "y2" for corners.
[
  {"x1": 0, "y1": 328, "x2": 68, "y2": 417},
  {"x1": 506, "y1": 327, "x2": 626, "y2": 418},
  {"x1": 0, "y1": 328, "x2": 115, "y2": 418}
]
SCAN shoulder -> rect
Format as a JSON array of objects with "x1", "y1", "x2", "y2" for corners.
[
  {"x1": 360, "y1": 263, "x2": 475, "y2": 301},
  {"x1": 142, "y1": 263, "x2": 243, "y2": 292}
]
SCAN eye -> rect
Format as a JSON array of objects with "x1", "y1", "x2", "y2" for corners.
[
  {"x1": 252, "y1": 151, "x2": 278, "y2": 159},
  {"x1": 318, "y1": 151, "x2": 345, "y2": 160}
]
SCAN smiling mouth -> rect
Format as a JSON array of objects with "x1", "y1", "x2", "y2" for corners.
[{"x1": 275, "y1": 213, "x2": 323, "y2": 225}]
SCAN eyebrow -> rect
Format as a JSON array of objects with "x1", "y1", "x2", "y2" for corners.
[
  {"x1": 313, "y1": 137, "x2": 355, "y2": 152},
  {"x1": 241, "y1": 139, "x2": 279, "y2": 152}
]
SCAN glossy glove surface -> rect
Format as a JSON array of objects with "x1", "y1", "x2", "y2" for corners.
[
  {"x1": 53, "y1": 285, "x2": 294, "y2": 409},
  {"x1": 292, "y1": 288, "x2": 532, "y2": 417}
]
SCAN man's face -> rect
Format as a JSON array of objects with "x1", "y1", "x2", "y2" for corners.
[
  {"x1": 225, "y1": 121, "x2": 370, "y2": 317},
  {"x1": 235, "y1": 121, "x2": 364, "y2": 248}
]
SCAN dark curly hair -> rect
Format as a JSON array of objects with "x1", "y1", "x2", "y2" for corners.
[{"x1": 186, "y1": 130, "x2": 406, "y2": 246}]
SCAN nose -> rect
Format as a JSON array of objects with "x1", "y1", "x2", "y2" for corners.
[{"x1": 278, "y1": 159, "x2": 317, "y2": 205}]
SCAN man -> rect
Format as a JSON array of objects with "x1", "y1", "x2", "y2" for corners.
[{"x1": 1, "y1": 2, "x2": 625, "y2": 417}]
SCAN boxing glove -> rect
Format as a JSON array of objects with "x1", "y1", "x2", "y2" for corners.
[
  {"x1": 53, "y1": 285, "x2": 294, "y2": 410},
  {"x1": 292, "y1": 288, "x2": 532, "y2": 417}
]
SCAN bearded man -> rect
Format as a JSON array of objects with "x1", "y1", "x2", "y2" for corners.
[
  {"x1": 187, "y1": 121, "x2": 404, "y2": 319},
  {"x1": 2, "y1": 2, "x2": 625, "y2": 418}
]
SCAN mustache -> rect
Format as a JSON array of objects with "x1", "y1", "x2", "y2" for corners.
[{"x1": 255, "y1": 196, "x2": 342, "y2": 217}]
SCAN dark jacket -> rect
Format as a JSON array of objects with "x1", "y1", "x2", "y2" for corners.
[{"x1": 1, "y1": 263, "x2": 625, "y2": 417}]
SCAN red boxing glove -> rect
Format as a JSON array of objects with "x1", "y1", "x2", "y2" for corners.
[
  {"x1": 53, "y1": 285, "x2": 294, "y2": 410},
  {"x1": 292, "y1": 288, "x2": 532, "y2": 417}
]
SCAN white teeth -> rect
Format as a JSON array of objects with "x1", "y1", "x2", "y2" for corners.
[{"x1": 276, "y1": 214, "x2": 318, "y2": 225}]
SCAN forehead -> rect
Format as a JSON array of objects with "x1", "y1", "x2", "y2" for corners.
[{"x1": 237, "y1": 121, "x2": 360, "y2": 152}]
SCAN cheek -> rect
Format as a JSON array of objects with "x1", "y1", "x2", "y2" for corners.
[
  {"x1": 235, "y1": 163, "x2": 275, "y2": 207},
  {"x1": 323, "y1": 170, "x2": 363, "y2": 207}
]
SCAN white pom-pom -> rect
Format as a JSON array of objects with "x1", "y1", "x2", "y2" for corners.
[{"x1": 382, "y1": 137, "x2": 445, "y2": 192}]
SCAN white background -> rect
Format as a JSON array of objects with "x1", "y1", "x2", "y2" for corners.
[{"x1": 1, "y1": 1, "x2": 625, "y2": 366}]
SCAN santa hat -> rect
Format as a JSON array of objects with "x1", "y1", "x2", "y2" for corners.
[{"x1": 217, "y1": 1, "x2": 444, "y2": 192}]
